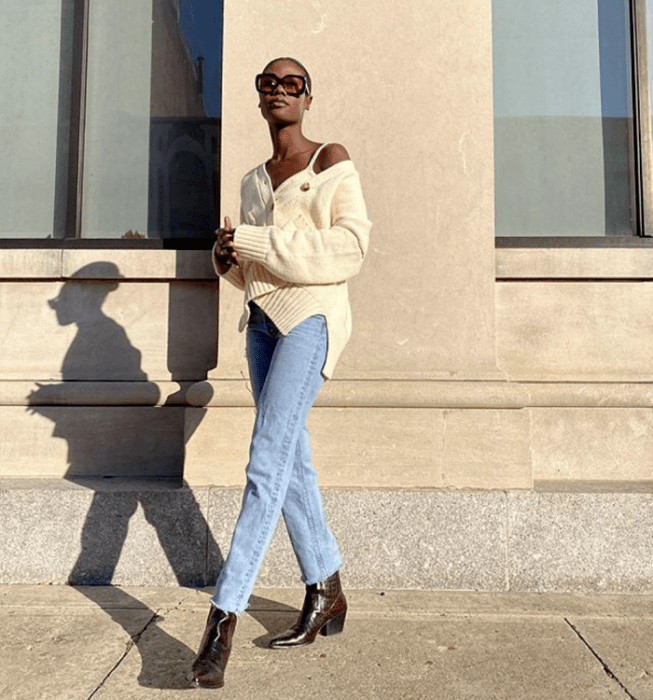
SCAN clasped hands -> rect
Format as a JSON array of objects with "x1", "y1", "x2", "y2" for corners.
[{"x1": 214, "y1": 216, "x2": 239, "y2": 269}]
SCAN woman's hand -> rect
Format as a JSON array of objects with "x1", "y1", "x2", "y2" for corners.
[{"x1": 214, "y1": 216, "x2": 239, "y2": 272}]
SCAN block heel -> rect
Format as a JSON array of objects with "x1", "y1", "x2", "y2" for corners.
[{"x1": 320, "y1": 610, "x2": 346, "y2": 636}]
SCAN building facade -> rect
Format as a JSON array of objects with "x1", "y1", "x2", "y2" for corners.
[{"x1": 2, "y1": 0, "x2": 653, "y2": 593}]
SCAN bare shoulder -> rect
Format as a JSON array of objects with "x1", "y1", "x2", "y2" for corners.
[{"x1": 314, "y1": 143, "x2": 350, "y2": 173}]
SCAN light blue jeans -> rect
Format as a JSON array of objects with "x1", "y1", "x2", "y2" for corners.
[{"x1": 211, "y1": 303, "x2": 342, "y2": 612}]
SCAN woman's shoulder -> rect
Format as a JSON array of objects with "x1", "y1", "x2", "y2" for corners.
[
  {"x1": 313, "y1": 143, "x2": 350, "y2": 174},
  {"x1": 242, "y1": 161, "x2": 266, "y2": 180},
  {"x1": 240, "y1": 162, "x2": 267, "y2": 192}
]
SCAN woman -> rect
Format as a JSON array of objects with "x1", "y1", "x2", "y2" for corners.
[{"x1": 191, "y1": 57, "x2": 371, "y2": 689}]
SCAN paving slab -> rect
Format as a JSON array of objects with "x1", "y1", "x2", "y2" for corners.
[
  {"x1": 0, "y1": 601, "x2": 152, "y2": 700},
  {"x1": 567, "y1": 617, "x2": 653, "y2": 700},
  {"x1": 1, "y1": 586, "x2": 649, "y2": 700},
  {"x1": 98, "y1": 609, "x2": 627, "y2": 700}
]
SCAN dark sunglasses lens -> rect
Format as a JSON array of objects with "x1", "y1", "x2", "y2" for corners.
[
  {"x1": 282, "y1": 76, "x2": 305, "y2": 95},
  {"x1": 256, "y1": 75, "x2": 276, "y2": 93}
]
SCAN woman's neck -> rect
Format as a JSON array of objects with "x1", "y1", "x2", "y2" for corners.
[{"x1": 268, "y1": 124, "x2": 313, "y2": 161}]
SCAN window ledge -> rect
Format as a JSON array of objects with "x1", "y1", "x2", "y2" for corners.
[
  {"x1": 0, "y1": 247, "x2": 217, "y2": 280},
  {"x1": 496, "y1": 246, "x2": 653, "y2": 280}
]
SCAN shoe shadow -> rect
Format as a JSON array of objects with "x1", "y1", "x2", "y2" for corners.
[
  {"x1": 71, "y1": 585, "x2": 197, "y2": 690},
  {"x1": 246, "y1": 593, "x2": 301, "y2": 649}
]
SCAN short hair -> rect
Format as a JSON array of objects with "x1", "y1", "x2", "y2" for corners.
[{"x1": 264, "y1": 57, "x2": 312, "y2": 95}]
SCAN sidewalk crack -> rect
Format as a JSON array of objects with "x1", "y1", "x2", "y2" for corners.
[
  {"x1": 565, "y1": 618, "x2": 639, "y2": 700},
  {"x1": 85, "y1": 611, "x2": 161, "y2": 700},
  {"x1": 176, "y1": 593, "x2": 192, "y2": 608}
]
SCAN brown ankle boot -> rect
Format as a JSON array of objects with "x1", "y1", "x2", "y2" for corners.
[
  {"x1": 191, "y1": 606, "x2": 237, "y2": 688},
  {"x1": 269, "y1": 571, "x2": 347, "y2": 649}
]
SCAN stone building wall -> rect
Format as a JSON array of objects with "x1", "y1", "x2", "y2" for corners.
[{"x1": 1, "y1": 0, "x2": 652, "y2": 592}]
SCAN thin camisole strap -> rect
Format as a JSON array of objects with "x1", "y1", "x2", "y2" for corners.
[{"x1": 308, "y1": 142, "x2": 329, "y2": 172}]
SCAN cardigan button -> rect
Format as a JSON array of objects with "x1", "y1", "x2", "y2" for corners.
[{"x1": 300, "y1": 182, "x2": 310, "y2": 191}]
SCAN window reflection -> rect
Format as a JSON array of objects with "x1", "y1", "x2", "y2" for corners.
[
  {"x1": 147, "y1": 0, "x2": 221, "y2": 239},
  {"x1": 82, "y1": 0, "x2": 221, "y2": 239},
  {"x1": 0, "y1": 0, "x2": 63, "y2": 238},
  {"x1": 493, "y1": 0, "x2": 635, "y2": 237},
  {"x1": 0, "y1": 0, "x2": 222, "y2": 239}
]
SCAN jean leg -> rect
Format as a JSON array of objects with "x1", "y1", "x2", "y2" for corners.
[
  {"x1": 246, "y1": 312, "x2": 275, "y2": 405},
  {"x1": 281, "y1": 427, "x2": 342, "y2": 585},
  {"x1": 211, "y1": 314, "x2": 328, "y2": 612},
  {"x1": 247, "y1": 310, "x2": 340, "y2": 585}
]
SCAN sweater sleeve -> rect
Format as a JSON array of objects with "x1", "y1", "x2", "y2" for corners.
[{"x1": 232, "y1": 171, "x2": 371, "y2": 285}]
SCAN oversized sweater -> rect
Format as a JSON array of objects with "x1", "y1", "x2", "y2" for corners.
[{"x1": 214, "y1": 147, "x2": 371, "y2": 378}]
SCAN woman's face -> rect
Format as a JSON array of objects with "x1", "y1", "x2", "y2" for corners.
[{"x1": 257, "y1": 59, "x2": 312, "y2": 125}]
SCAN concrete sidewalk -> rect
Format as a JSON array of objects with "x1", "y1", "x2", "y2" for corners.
[{"x1": 2, "y1": 586, "x2": 653, "y2": 700}]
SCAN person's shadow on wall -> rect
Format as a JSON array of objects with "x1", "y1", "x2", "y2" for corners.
[{"x1": 26, "y1": 262, "x2": 224, "y2": 689}]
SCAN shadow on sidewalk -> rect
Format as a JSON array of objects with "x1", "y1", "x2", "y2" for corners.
[
  {"x1": 247, "y1": 594, "x2": 302, "y2": 649},
  {"x1": 26, "y1": 262, "x2": 221, "y2": 689},
  {"x1": 70, "y1": 585, "x2": 196, "y2": 690},
  {"x1": 68, "y1": 587, "x2": 302, "y2": 689}
]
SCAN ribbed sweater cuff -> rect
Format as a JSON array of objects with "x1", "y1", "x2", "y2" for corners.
[{"x1": 234, "y1": 225, "x2": 270, "y2": 263}]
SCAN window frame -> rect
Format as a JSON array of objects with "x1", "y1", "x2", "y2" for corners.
[
  {"x1": 54, "y1": 0, "x2": 89, "y2": 241},
  {"x1": 633, "y1": 0, "x2": 653, "y2": 237}
]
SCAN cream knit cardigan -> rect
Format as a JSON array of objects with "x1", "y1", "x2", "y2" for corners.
[{"x1": 214, "y1": 154, "x2": 371, "y2": 378}]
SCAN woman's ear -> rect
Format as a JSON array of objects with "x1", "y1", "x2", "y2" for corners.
[{"x1": 304, "y1": 95, "x2": 313, "y2": 111}]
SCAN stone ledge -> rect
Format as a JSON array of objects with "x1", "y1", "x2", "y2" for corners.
[
  {"x1": 496, "y1": 247, "x2": 653, "y2": 280},
  {"x1": 524, "y1": 382, "x2": 653, "y2": 407},
  {"x1": 186, "y1": 379, "x2": 530, "y2": 408},
  {"x1": 0, "y1": 249, "x2": 216, "y2": 280},
  {"x1": 187, "y1": 380, "x2": 653, "y2": 409},
  {"x1": 535, "y1": 480, "x2": 653, "y2": 493},
  {"x1": 2, "y1": 479, "x2": 653, "y2": 594},
  {"x1": 4, "y1": 379, "x2": 653, "y2": 409},
  {"x1": 0, "y1": 381, "x2": 194, "y2": 406}
]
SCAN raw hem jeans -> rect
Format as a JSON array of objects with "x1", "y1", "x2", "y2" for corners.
[{"x1": 211, "y1": 303, "x2": 342, "y2": 613}]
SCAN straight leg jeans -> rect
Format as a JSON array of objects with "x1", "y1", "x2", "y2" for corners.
[{"x1": 211, "y1": 304, "x2": 342, "y2": 613}]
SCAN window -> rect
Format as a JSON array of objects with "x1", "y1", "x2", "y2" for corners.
[
  {"x1": 0, "y1": 0, "x2": 222, "y2": 240},
  {"x1": 493, "y1": 0, "x2": 653, "y2": 241}
]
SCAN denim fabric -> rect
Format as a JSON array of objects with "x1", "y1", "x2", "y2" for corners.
[{"x1": 211, "y1": 304, "x2": 342, "y2": 612}]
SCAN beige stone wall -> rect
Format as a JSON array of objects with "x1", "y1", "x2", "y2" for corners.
[
  {"x1": 208, "y1": 0, "x2": 653, "y2": 493},
  {"x1": 2, "y1": 0, "x2": 652, "y2": 494},
  {"x1": 0, "y1": 250, "x2": 217, "y2": 480},
  {"x1": 217, "y1": 0, "x2": 499, "y2": 380}
]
